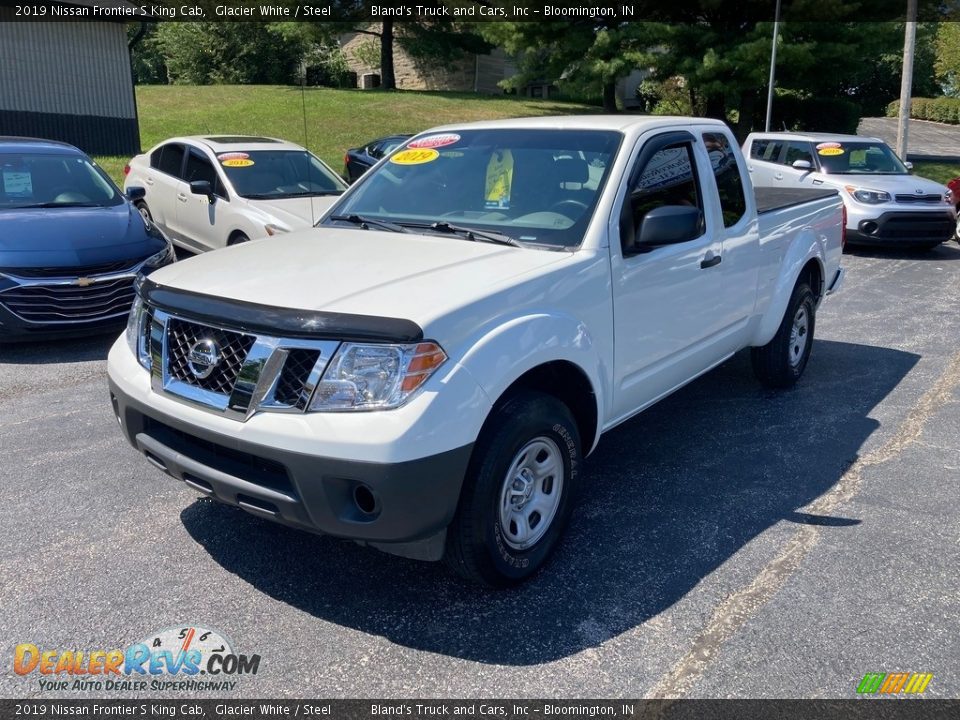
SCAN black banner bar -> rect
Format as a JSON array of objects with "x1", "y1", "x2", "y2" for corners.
[
  {"x1": 2, "y1": 0, "x2": 957, "y2": 23},
  {"x1": 0, "y1": 700, "x2": 958, "y2": 720}
]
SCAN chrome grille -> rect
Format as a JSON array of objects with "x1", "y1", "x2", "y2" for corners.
[
  {"x1": 274, "y1": 349, "x2": 322, "y2": 409},
  {"x1": 166, "y1": 318, "x2": 255, "y2": 395},
  {"x1": 149, "y1": 308, "x2": 337, "y2": 421},
  {"x1": 894, "y1": 194, "x2": 943, "y2": 204},
  {"x1": 0, "y1": 277, "x2": 136, "y2": 323}
]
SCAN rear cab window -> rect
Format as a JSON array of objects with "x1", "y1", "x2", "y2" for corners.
[{"x1": 702, "y1": 131, "x2": 747, "y2": 228}]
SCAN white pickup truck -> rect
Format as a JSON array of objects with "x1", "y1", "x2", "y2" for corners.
[{"x1": 108, "y1": 116, "x2": 845, "y2": 586}]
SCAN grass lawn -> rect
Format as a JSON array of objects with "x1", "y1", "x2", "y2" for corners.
[
  {"x1": 911, "y1": 161, "x2": 960, "y2": 185},
  {"x1": 95, "y1": 85, "x2": 598, "y2": 184}
]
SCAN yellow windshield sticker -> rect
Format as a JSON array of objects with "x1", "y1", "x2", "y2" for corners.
[
  {"x1": 818, "y1": 147, "x2": 844, "y2": 156},
  {"x1": 221, "y1": 158, "x2": 255, "y2": 167},
  {"x1": 485, "y1": 150, "x2": 513, "y2": 209},
  {"x1": 391, "y1": 148, "x2": 439, "y2": 165}
]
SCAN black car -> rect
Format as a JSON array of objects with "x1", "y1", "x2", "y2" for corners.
[
  {"x1": 343, "y1": 134, "x2": 412, "y2": 183},
  {"x1": 0, "y1": 137, "x2": 175, "y2": 342}
]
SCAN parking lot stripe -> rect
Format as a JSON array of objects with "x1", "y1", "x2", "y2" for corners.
[{"x1": 645, "y1": 348, "x2": 960, "y2": 700}]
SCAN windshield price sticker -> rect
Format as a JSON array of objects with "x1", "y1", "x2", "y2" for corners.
[
  {"x1": 816, "y1": 142, "x2": 844, "y2": 156},
  {"x1": 391, "y1": 149, "x2": 440, "y2": 165},
  {"x1": 2, "y1": 170, "x2": 32, "y2": 196},
  {"x1": 221, "y1": 158, "x2": 255, "y2": 167},
  {"x1": 407, "y1": 134, "x2": 461, "y2": 149}
]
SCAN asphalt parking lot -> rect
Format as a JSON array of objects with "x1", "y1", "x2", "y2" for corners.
[{"x1": 1, "y1": 243, "x2": 959, "y2": 699}]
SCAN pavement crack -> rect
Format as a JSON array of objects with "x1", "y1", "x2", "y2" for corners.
[{"x1": 644, "y1": 348, "x2": 960, "y2": 701}]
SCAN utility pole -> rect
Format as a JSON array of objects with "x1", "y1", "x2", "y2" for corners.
[
  {"x1": 764, "y1": 0, "x2": 782, "y2": 132},
  {"x1": 896, "y1": 0, "x2": 918, "y2": 159}
]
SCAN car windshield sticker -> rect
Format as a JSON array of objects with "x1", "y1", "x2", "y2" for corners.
[
  {"x1": 485, "y1": 150, "x2": 513, "y2": 209},
  {"x1": 407, "y1": 133, "x2": 460, "y2": 150},
  {"x1": 217, "y1": 152, "x2": 249, "y2": 161},
  {"x1": 816, "y1": 142, "x2": 844, "y2": 156},
  {"x1": 441, "y1": 150, "x2": 464, "y2": 158},
  {"x1": 2, "y1": 169, "x2": 32, "y2": 197},
  {"x1": 221, "y1": 158, "x2": 255, "y2": 167},
  {"x1": 390, "y1": 148, "x2": 439, "y2": 165}
]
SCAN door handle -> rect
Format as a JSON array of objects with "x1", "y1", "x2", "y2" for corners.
[
  {"x1": 145, "y1": 177, "x2": 154, "y2": 186},
  {"x1": 700, "y1": 254, "x2": 722, "y2": 269},
  {"x1": 774, "y1": 173, "x2": 783, "y2": 181},
  {"x1": 177, "y1": 193, "x2": 187, "y2": 202}
]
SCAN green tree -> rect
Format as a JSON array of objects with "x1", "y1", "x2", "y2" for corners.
[
  {"x1": 935, "y1": 22, "x2": 960, "y2": 95},
  {"x1": 154, "y1": 22, "x2": 305, "y2": 85}
]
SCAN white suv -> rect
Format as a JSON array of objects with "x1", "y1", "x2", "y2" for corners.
[
  {"x1": 124, "y1": 135, "x2": 347, "y2": 252},
  {"x1": 744, "y1": 132, "x2": 955, "y2": 249}
]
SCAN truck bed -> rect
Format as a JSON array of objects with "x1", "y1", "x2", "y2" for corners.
[{"x1": 755, "y1": 187, "x2": 839, "y2": 215}]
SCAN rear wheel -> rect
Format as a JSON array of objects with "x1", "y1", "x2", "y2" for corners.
[
  {"x1": 228, "y1": 232, "x2": 250, "y2": 246},
  {"x1": 445, "y1": 391, "x2": 581, "y2": 587},
  {"x1": 752, "y1": 282, "x2": 816, "y2": 388}
]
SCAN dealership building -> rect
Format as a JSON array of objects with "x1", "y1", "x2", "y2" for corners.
[{"x1": 0, "y1": 2, "x2": 140, "y2": 155}]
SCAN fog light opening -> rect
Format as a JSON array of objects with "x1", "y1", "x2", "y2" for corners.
[
  {"x1": 354, "y1": 484, "x2": 378, "y2": 515},
  {"x1": 861, "y1": 221, "x2": 879, "y2": 236}
]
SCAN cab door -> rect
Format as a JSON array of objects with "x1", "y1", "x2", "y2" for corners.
[{"x1": 609, "y1": 131, "x2": 727, "y2": 421}]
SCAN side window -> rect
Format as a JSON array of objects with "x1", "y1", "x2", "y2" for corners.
[
  {"x1": 149, "y1": 147, "x2": 163, "y2": 169},
  {"x1": 184, "y1": 149, "x2": 223, "y2": 196},
  {"x1": 750, "y1": 139, "x2": 784, "y2": 163},
  {"x1": 156, "y1": 143, "x2": 185, "y2": 178},
  {"x1": 624, "y1": 141, "x2": 704, "y2": 250},
  {"x1": 702, "y1": 132, "x2": 747, "y2": 228},
  {"x1": 785, "y1": 142, "x2": 814, "y2": 167}
]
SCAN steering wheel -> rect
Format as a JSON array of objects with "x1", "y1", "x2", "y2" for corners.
[{"x1": 549, "y1": 199, "x2": 588, "y2": 216}]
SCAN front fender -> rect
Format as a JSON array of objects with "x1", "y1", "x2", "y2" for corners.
[
  {"x1": 750, "y1": 229, "x2": 825, "y2": 347},
  {"x1": 456, "y1": 312, "x2": 607, "y2": 453}
]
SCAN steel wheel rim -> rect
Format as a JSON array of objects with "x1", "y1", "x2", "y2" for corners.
[
  {"x1": 138, "y1": 206, "x2": 151, "y2": 226},
  {"x1": 789, "y1": 305, "x2": 809, "y2": 368},
  {"x1": 498, "y1": 436, "x2": 564, "y2": 551}
]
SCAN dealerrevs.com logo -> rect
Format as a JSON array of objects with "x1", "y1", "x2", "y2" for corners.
[{"x1": 13, "y1": 625, "x2": 260, "y2": 692}]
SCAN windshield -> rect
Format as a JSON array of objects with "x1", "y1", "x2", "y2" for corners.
[
  {"x1": 325, "y1": 129, "x2": 622, "y2": 248},
  {"x1": 815, "y1": 141, "x2": 908, "y2": 175},
  {"x1": 218, "y1": 150, "x2": 347, "y2": 199},
  {"x1": 0, "y1": 152, "x2": 123, "y2": 209}
]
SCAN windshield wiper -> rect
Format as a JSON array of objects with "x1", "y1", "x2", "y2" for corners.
[
  {"x1": 419, "y1": 221, "x2": 524, "y2": 248},
  {"x1": 328, "y1": 214, "x2": 411, "y2": 233}
]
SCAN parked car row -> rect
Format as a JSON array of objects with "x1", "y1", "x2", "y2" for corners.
[{"x1": 2, "y1": 126, "x2": 955, "y2": 348}]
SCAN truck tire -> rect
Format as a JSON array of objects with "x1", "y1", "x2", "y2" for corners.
[
  {"x1": 445, "y1": 391, "x2": 581, "y2": 587},
  {"x1": 751, "y1": 282, "x2": 816, "y2": 388}
]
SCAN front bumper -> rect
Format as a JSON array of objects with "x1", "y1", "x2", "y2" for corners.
[
  {"x1": 110, "y1": 379, "x2": 473, "y2": 559},
  {"x1": 846, "y1": 210, "x2": 954, "y2": 245}
]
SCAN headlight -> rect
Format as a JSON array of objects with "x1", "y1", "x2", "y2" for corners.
[
  {"x1": 308, "y1": 341, "x2": 447, "y2": 412},
  {"x1": 846, "y1": 186, "x2": 891, "y2": 204},
  {"x1": 143, "y1": 242, "x2": 175, "y2": 269},
  {"x1": 125, "y1": 294, "x2": 151, "y2": 369},
  {"x1": 945, "y1": 189, "x2": 953, "y2": 205},
  {"x1": 264, "y1": 223, "x2": 289, "y2": 236}
]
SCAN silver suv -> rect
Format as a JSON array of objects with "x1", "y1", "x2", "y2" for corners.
[{"x1": 744, "y1": 132, "x2": 955, "y2": 249}]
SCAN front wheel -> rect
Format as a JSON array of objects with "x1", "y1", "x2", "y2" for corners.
[
  {"x1": 751, "y1": 282, "x2": 816, "y2": 388},
  {"x1": 445, "y1": 391, "x2": 581, "y2": 587}
]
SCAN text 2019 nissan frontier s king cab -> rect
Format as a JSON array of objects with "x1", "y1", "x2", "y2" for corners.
[{"x1": 108, "y1": 116, "x2": 845, "y2": 586}]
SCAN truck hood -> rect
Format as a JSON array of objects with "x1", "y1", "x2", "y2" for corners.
[
  {"x1": 146, "y1": 227, "x2": 571, "y2": 330},
  {"x1": 248, "y1": 195, "x2": 341, "y2": 229}
]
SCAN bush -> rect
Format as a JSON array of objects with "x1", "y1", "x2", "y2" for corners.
[
  {"x1": 771, "y1": 96, "x2": 863, "y2": 135},
  {"x1": 887, "y1": 97, "x2": 960, "y2": 124}
]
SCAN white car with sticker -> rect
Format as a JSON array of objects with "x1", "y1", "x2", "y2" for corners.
[{"x1": 124, "y1": 135, "x2": 347, "y2": 252}]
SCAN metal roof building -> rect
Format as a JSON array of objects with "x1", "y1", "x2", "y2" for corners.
[{"x1": 0, "y1": 1, "x2": 140, "y2": 155}]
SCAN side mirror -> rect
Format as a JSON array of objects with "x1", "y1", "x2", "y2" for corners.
[
  {"x1": 904, "y1": 161, "x2": 914, "y2": 171},
  {"x1": 792, "y1": 159, "x2": 812, "y2": 170},
  {"x1": 634, "y1": 205, "x2": 703, "y2": 250},
  {"x1": 126, "y1": 186, "x2": 146, "y2": 201},
  {"x1": 189, "y1": 180, "x2": 215, "y2": 202}
]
